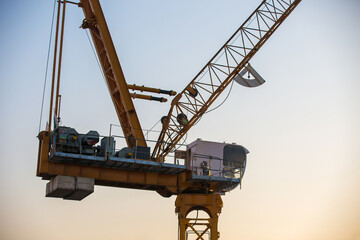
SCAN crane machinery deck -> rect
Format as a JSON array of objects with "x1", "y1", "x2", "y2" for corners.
[{"x1": 36, "y1": 0, "x2": 302, "y2": 239}]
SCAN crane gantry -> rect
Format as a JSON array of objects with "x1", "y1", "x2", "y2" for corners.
[{"x1": 36, "y1": 0, "x2": 301, "y2": 239}]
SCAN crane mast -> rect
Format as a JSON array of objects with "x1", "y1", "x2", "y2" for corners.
[
  {"x1": 36, "y1": 1, "x2": 302, "y2": 239},
  {"x1": 152, "y1": 0, "x2": 302, "y2": 160}
]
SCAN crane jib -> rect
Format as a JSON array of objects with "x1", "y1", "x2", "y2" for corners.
[{"x1": 152, "y1": 0, "x2": 302, "y2": 161}]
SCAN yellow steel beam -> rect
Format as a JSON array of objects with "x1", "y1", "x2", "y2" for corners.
[
  {"x1": 80, "y1": 0, "x2": 146, "y2": 148},
  {"x1": 127, "y1": 84, "x2": 177, "y2": 96},
  {"x1": 37, "y1": 131, "x2": 230, "y2": 196},
  {"x1": 37, "y1": 132, "x2": 177, "y2": 194},
  {"x1": 130, "y1": 93, "x2": 167, "y2": 103},
  {"x1": 175, "y1": 194, "x2": 222, "y2": 240}
]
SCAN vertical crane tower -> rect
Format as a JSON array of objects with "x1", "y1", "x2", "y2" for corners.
[{"x1": 37, "y1": 0, "x2": 301, "y2": 239}]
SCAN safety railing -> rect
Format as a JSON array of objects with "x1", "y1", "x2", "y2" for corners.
[
  {"x1": 49, "y1": 126, "x2": 187, "y2": 165},
  {"x1": 190, "y1": 154, "x2": 246, "y2": 180}
]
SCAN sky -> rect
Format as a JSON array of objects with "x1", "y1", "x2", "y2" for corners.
[{"x1": 0, "y1": 0, "x2": 359, "y2": 239}]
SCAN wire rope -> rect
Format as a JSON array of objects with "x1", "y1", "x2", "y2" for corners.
[
  {"x1": 205, "y1": 79, "x2": 235, "y2": 114},
  {"x1": 38, "y1": 0, "x2": 57, "y2": 133},
  {"x1": 85, "y1": 29, "x2": 107, "y2": 85},
  {"x1": 144, "y1": 119, "x2": 161, "y2": 139}
]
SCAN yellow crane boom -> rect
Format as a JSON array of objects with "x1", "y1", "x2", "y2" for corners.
[
  {"x1": 80, "y1": 0, "x2": 146, "y2": 148},
  {"x1": 152, "y1": 0, "x2": 302, "y2": 161}
]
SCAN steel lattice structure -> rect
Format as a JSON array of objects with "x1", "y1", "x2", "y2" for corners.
[{"x1": 152, "y1": 0, "x2": 302, "y2": 160}]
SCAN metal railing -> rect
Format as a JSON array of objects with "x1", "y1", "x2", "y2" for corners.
[
  {"x1": 49, "y1": 126, "x2": 187, "y2": 165},
  {"x1": 190, "y1": 154, "x2": 246, "y2": 180}
]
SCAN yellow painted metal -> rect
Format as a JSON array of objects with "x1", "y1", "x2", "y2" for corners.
[
  {"x1": 54, "y1": 0, "x2": 66, "y2": 122},
  {"x1": 130, "y1": 93, "x2": 167, "y2": 103},
  {"x1": 37, "y1": 131, "x2": 50, "y2": 176},
  {"x1": 175, "y1": 194, "x2": 223, "y2": 240},
  {"x1": 152, "y1": 0, "x2": 303, "y2": 160},
  {"x1": 48, "y1": 0, "x2": 62, "y2": 133},
  {"x1": 37, "y1": 132, "x2": 179, "y2": 195},
  {"x1": 37, "y1": 132, "x2": 231, "y2": 197},
  {"x1": 37, "y1": 1, "x2": 303, "y2": 238},
  {"x1": 128, "y1": 84, "x2": 176, "y2": 96},
  {"x1": 80, "y1": 0, "x2": 146, "y2": 148}
]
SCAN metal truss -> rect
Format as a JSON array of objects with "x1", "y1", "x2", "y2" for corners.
[
  {"x1": 80, "y1": 0, "x2": 147, "y2": 148},
  {"x1": 176, "y1": 194, "x2": 223, "y2": 240},
  {"x1": 152, "y1": 0, "x2": 302, "y2": 160}
]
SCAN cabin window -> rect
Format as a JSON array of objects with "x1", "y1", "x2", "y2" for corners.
[{"x1": 223, "y1": 145, "x2": 246, "y2": 168}]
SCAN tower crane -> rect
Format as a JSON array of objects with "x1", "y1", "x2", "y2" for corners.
[{"x1": 36, "y1": 0, "x2": 301, "y2": 239}]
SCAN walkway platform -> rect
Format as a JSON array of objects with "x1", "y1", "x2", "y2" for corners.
[
  {"x1": 49, "y1": 152, "x2": 241, "y2": 191},
  {"x1": 50, "y1": 152, "x2": 187, "y2": 175}
]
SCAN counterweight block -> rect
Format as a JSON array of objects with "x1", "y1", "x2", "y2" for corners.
[{"x1": 46, "y1": 175, "x2": 94, "y2": 201}]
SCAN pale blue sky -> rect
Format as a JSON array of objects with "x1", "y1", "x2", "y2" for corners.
[{"x1": 0, "y1": 0, "x2": 359, "y2": 239}]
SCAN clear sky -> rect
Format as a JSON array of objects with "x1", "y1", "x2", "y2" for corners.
[{"x1": 0, "y1": 0, "x2": 359, "y2": 239}]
